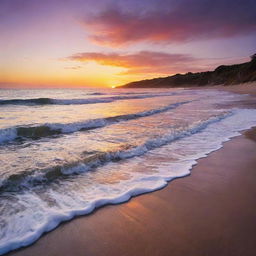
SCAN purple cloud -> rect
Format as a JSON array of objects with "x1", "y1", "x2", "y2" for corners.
[{"x1": 83, "y1": 0, "x2": 256, "y2": 46}]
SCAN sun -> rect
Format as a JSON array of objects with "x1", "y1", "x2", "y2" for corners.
[{"x1": 111, "y1": 86, "x2": 116, "y2": 89}]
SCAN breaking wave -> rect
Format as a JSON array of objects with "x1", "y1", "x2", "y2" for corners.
[
  {"x1": 0, "y1": 111, "x2": 232, "y2": 193},
  {"x1": 0, "y1": 101, "x2": 189, "y2": 144}
]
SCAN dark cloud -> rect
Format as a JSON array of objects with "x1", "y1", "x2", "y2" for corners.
[
  {"x1": 67, "y1": 51, "x2": 202, "y2": 74},
  {"x1": 83, "y1": 0, "x2": 256, "y2": 46}
]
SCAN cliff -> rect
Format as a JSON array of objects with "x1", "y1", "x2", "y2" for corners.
[{"x1": 121, "y1": 55, "x2": 256, "y2": 88}]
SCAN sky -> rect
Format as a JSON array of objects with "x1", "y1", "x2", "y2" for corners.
[{"x1": 0, "y1": 0, "x2": 255, "y2": 88}]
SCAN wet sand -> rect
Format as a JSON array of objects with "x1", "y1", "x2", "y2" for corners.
[
  {"x1": 217, "y1": 82, "x2": 256, "y2": 96},
  {"x1": 192, "y1": 82, "x2": 256, "y2": 96},
  {"x1": 8, "y1": 84, "x2": 256, "y2": 256}
]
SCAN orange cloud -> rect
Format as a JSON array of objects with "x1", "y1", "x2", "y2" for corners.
[
  {"x1": 67, "y1": 51, "x2": 200, "y2": 75},
  {"x1": 64, "y1": 65, "x2": 83, "y2": 70}
]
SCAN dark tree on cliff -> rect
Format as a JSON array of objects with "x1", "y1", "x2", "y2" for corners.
[{"x1": 251, "y1": 54, "x2": 256, "y2": 61}]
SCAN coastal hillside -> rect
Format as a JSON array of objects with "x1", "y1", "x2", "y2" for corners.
[{"x1": 121, "y1": 54, "x2": 256, "y2": 88}]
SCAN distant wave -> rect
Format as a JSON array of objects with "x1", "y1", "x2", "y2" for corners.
[
  {"x1": 0, "y1": 98, "x2": 53, "y2": 105},
  {"x1": 88, "y1": 92, "x2": 152, "y2": 96},
  {"x1": 0, "y1": 111, "x2": 232, "y2": 193},
  {"x1": 87, "y1": 92, "x2": 104, "y2": 95},
  {"x1": 0, "y1": 92, "x2": 177, "y2": 106},
  {"x1": 0, "y1": 101, "x2": 190, "y2": 144}
]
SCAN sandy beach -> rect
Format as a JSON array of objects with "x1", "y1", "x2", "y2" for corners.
[
  {"x1": 7, "y1": 85, "x2": 256, "y2": 256},
  {"x1": 214, "y1": 82, "x2": 256, "y2": 96}
]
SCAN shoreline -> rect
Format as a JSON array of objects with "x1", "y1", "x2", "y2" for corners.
[
  {"x1": 7, "y1": 85, "x2": 256, "y2": 256},
  {"x1": 195, "y1": 82, "x2": 256, "y2": 96}
]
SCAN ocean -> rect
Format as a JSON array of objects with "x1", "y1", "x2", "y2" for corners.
[{"x1": 0, "y1": 88, "x2": 256, "y2": 255}]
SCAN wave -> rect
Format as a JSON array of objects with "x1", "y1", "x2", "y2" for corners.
[
  {"x1": 89, "y1": 92, "x2": 152, "y2": 96},
  {"x1": 0, "y1": 92, "x2": 177, "y2": 106},
  {"x1": 0, "y1": 98, "x2": 53, "y2": 105},
  {"x1": 87, "y1": 92, "x2": 104, "y2": 95},
  {"x1": 0, "y1": 101, "x2": 189, "y2": 144},
  {"x1": 0, "y1": 111, "x2": 232, "y2": 193}
]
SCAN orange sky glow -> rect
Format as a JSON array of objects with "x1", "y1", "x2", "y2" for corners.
[{"x1": 0, "y1": 0, "x2": 255, "y2": 88}]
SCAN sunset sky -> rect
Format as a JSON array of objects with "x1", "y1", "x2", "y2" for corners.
[{"x1": 1, "y1": 0, "x2": 255, "y2": 88}]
